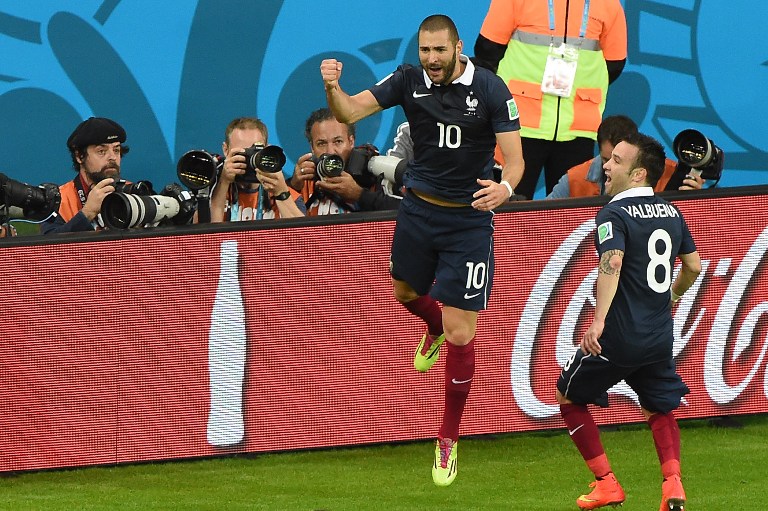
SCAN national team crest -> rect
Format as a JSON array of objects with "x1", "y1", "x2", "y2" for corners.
[
  {"x1": 506, "y1": 98, "x2": 519, "y2": 120},
  {"x1": 597, "y1": 221, "x2": 614, "y2": 244}
]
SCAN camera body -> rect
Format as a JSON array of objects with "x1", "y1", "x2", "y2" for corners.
[
  {"x1": 0, "y1": 173, "x2": 61, "y2": 220},
  {"x1": 238, "y1": 144, "x2": 286, "y2": 183}
]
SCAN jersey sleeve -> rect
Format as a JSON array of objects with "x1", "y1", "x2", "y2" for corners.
[
  {"x1": 594, "y1": 206, "x2": 626, "y2": 256},
  {"x1": 479, "y1": 0, "x2": 517, "y2": 45},
  {"x1": 368, "y1": 65, "x2": 408, "y2": 110},
  {"x1": 487, "y1": 73, "x2": 521, "y2": 134}
]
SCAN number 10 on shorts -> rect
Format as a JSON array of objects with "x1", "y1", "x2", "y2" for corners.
[{"x1": 465, "y1": 261, "x2": 487, "y2": 292}]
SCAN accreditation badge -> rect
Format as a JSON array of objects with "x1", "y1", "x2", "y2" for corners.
[{"x1": 541, "y1": 43, "x2": 579, "y2": 98}]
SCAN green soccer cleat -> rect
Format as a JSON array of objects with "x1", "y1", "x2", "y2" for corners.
[
  {"x1": 432, "y1": 437, "x2": 458, "y2": 487},
  {"x1": 414, "y1": 333, "x2": 445, "y2": 372}
]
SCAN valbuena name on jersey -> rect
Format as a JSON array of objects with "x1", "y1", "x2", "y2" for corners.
[{"x1": 620, "y1": 203, "x2": 679, "y2": 219}]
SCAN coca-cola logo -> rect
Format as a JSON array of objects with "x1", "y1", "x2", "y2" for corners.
[{"x1": 511, "y1": 220, "x2": 768, "y2": 419}]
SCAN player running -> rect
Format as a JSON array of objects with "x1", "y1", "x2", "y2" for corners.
[{"x1": 556, "y1": 132, "x2": 701, "y2": 510}]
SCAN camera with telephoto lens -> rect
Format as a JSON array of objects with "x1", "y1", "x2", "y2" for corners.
[
  {"x1": 237, "y1": 144, "x2": 286, "y2": 184},
  {"x1": 0, "y1": 172, "x2": 61, "y2": 220},
  {"x1": 312, "y1": 153, "x2": 345, "y2": 180},
  {"x1": 673, "y1": 129, "x2": 724, "y2": 180},
  {"x1": 664, "y1": 129, "x2": 725, "y2": 190},
  {"x1": 100, "y1": 182, "x2": 197, "y2": 229},
  {"x1": 345, "y1": 144, "x2": 406, "y2": 189},
  {"x1": 176, "y1": 150, "x2": 221, "y2": 191}
]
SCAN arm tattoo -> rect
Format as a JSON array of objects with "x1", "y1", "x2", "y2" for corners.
[{"x1": 599, "y1": 249, "x2": 623, "y2": 276}]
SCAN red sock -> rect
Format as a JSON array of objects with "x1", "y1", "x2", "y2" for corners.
[
  {"x1": 648, "y1": 412, "x2": 681, "y2": 478},
  {"x1": 438, "y1": 340, "x2": 475, "y2": 441},
  {"x1": 402, "y1": 295, "x2": 443, "y2": 337},
  {"x1": 560, "y1": 404, "x2": 611, "y2": 478}
]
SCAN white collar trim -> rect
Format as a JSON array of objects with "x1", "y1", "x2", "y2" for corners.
[{"x1": 609, "y1": 186, "x2": 654, "y2": 203}]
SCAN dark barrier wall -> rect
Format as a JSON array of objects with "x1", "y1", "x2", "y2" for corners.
[{"x1": 1, "y1": 188, "x2": 767, "y2": 472}]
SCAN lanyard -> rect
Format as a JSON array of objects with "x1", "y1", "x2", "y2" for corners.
[{"x1": 548, "y1": 0, "x2": 590, "y2": 38}]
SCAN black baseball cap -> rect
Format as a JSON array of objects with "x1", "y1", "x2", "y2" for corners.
[{"x1": 67, "y1": 117, "x2": 126, "y2": 149}]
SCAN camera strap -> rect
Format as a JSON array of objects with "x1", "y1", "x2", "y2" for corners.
[{"x1": 72, "y1": 174, "x2": 90, "y2": 208}]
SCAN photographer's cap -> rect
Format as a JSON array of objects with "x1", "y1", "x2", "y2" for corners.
[{"x1": 67, "y1": 117, "x2": 126, "y2": 149}]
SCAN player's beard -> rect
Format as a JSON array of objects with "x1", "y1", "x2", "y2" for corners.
[{"x1": 427, "y1": 52, "x2": 458, "y2": 85}]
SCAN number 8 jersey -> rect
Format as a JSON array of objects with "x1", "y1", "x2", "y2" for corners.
[{"x1": 594, "y1": 186, "x2": 697, "y2": 366}]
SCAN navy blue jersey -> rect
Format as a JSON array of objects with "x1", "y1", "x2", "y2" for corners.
[
  {"x1": 594, "y1": 187, "x2": 696, "y2": 366},
  {"x1": 369, "y1": 57, "x2": 520, "y2": 203}
]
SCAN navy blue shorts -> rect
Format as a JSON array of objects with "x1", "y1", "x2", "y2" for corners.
[
  {"x1": 556, "y1": 348, "x2": 690, "y2": 414},
  {"x1": 390, "y1": 192, "x2": 494, "y2": 311}
]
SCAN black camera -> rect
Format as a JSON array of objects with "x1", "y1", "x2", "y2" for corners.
[
  {"x1": 101, "y1": 183, "x2": 196, "y2": 229},
  {"x1": 176, "y1": 150, "x2": 221, "y2": 191},
  {"x1": 237, "y1": 144, "x2": 286, "y2": 183},
  {"x1": 113, "y1": 179, "x2": 155, "y2": 195},
  {"x1": 664, "y1": 129, "x2": 725, "y2": 190},
  {"x1": 672, "y1": 129, "x2": 724, "y2": 181},
  {"x1": 313, "y1": 153, "x2": 345, "y2": 180},
  {"x1": 0, "y1": 172, "x2": 61, "y2": 220}
]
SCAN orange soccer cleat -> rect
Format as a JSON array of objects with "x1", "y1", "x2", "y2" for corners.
[
  {"x1": 576, "y1": 472, "x2": 626, "y2": 509},
  {"x1": 659, "y1": 474, "x2": 686, "y2": 511}
]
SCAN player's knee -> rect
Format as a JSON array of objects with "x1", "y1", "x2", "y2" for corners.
[
  {"x1": 556, "y1": 389, "x2": 571, "y2": 404},
  {"x1": 392, "y1": 279, "x2": 418, "y2": 303}
]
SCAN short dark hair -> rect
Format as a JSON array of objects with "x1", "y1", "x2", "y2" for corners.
[
  {"x1": 304, "y1": 108, "x2": 355, "y2": 143},
  {"x1": 597, "y1": 115, "x2": 638, "y2": 147},
  {"x1": 418, "y1": 14, "x2": 459, "y2": 45},
  {"x1": 622, "y1": 132, "x2": 666, "y2": 187},
  {"x1": 225, "y1": 117, "x2": 269, "y2": 146}
]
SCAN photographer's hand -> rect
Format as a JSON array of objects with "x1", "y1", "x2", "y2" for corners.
[
  {"x1": 81, "y1": 178, "x2": 116, "y2": 220},
  {"x1": 220, "y1": 149, "x2": 247, "y2": 184},
  {"x1": 315, "y1": 171, "x2": 363, "y2": 202},
  {"x1": 679, "y1": 173, "x2": 704, "y2": 191},
  {"x1": 289, "y1": 152, "x2": 315, "y2": 191}
]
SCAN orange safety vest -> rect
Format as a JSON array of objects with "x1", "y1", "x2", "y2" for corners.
[
  {"x1": 480, "y1": 0, "x2": 627, "y2": 141},
  {"x1": 57, "y1": 177, "x2": 86, "y2": 223}
]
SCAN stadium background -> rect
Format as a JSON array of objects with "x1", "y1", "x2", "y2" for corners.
[{"x1": 0, "y1": 0, "x2": 766, "y2": 197}]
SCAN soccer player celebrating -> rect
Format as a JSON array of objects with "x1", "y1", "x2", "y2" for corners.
[
  {"x1": 321, "y1": 14, "x2": 524, "y2": 486},
  {"x1": 555, "y1": 132, "x2": 701, "y2": 510}
]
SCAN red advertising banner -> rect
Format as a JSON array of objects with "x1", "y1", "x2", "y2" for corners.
[{"x1": 1, "y1": 192, "x2": 766, "y2": 472}]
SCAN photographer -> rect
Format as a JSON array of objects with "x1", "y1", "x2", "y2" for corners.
[
  {"x1": 289, "y1": 108, "x2": 401, "y2": 215},
  {"x1": 210, "y1": 117, "x2": 305, "y2": 222},
  {"x1": 546, "y1": 115, "x2": 704, "y2": 199},
  {"x1": 41, "y1": 117, "x2": 129, "y2": 234}
]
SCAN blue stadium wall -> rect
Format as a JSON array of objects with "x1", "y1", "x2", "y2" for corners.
[{"x1": 1, "y1": 1, "x2": 765, "y2": 196}]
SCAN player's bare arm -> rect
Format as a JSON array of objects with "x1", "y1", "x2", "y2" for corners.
[
  {"x1": 670, "y1": 250, "x2": 702, "y2": 304},
  {"x1": 582, "y1": 249, "x2": 624, "y2": 355},
  {"x1": 471, "y1": 130, "x2": 524, "y2": 211},
  {"x1": 321, "y1": 58, "x2": 382, "y2": 124}
]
